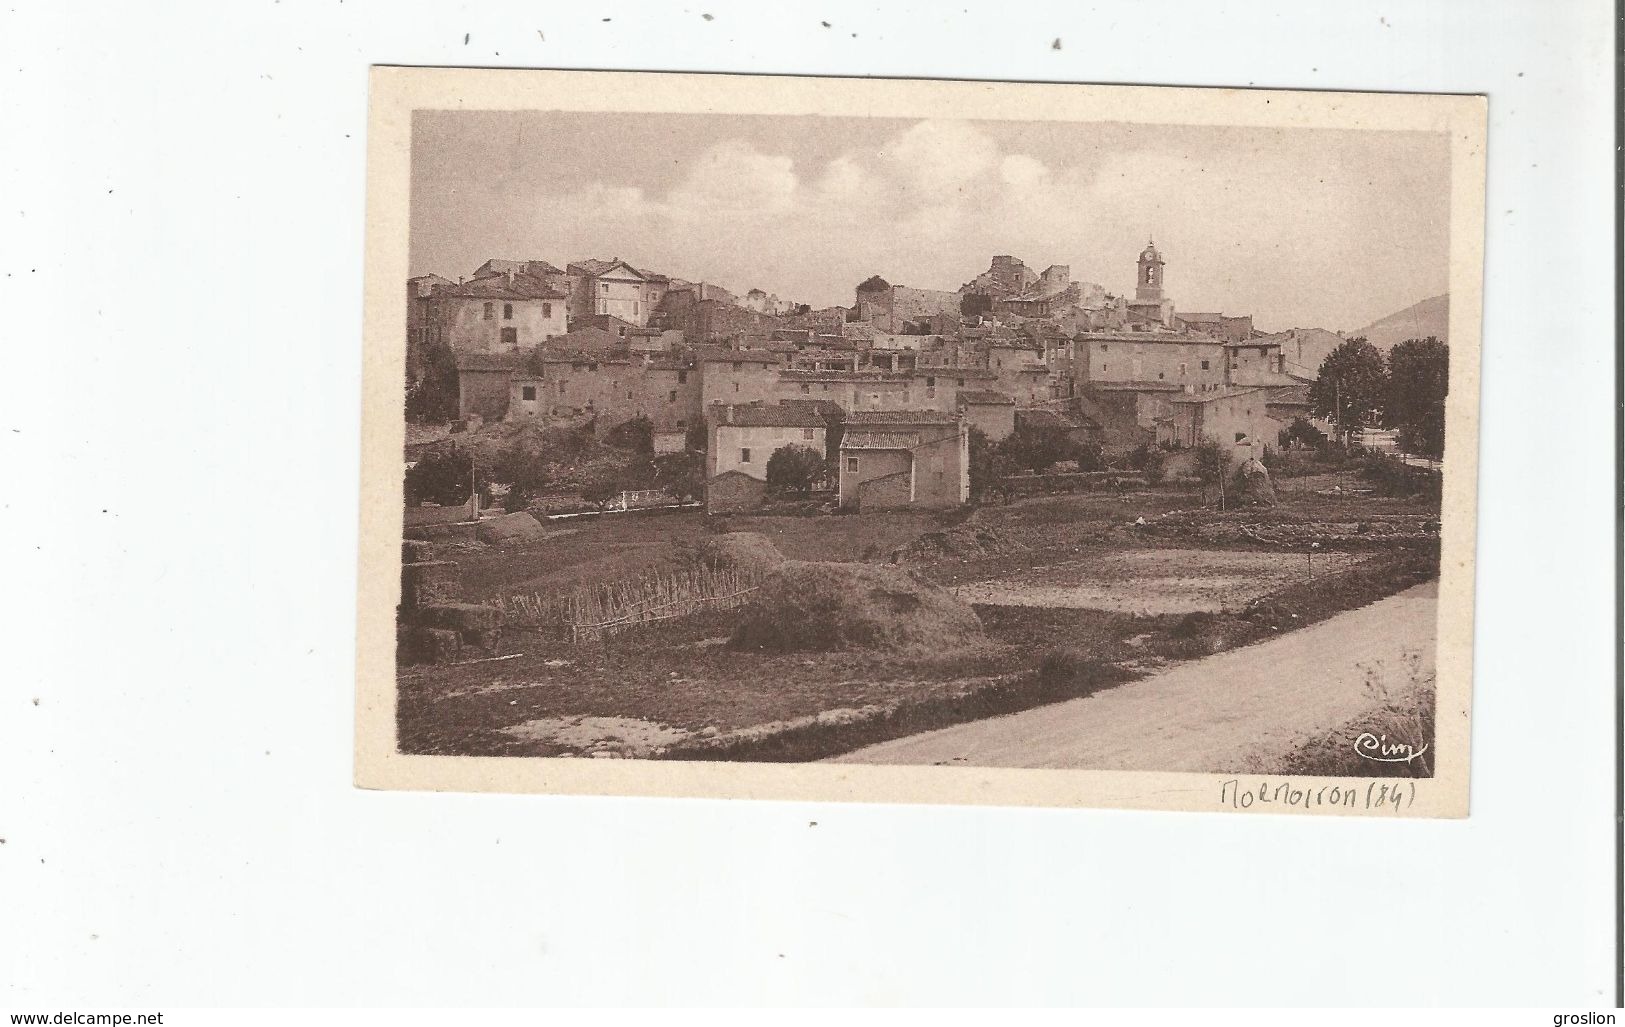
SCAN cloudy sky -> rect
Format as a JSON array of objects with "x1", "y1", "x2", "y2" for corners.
[{"x1": 409, "y1": 110, "x2": 1451, "y2": 332}]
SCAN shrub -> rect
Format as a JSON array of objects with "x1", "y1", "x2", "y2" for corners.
[
  {"x1": 1128, "y1": 442, "x2": 1166, "y2": 484},
  {"x1": 765, "y1": 444, "x2": 826, "y2": 493},
  {"x1": 405, "y1": 447, "x2": 483, "y2": 506},
  {"x1": 605, "y1": 415, "x2": 654, "y2": 454},
  {"x1": 1170, "y1": 611, "x2": 1218, "y2": 640}
]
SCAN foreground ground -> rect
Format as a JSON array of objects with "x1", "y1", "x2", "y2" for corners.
[
  {"x1": 829, "y1": 581, "x2": 1437, "y2": 771},
  {"x1": 398, "y1": 469, "x2": 1442, "y2": 766}
]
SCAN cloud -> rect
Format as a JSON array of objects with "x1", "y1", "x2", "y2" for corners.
[{"x1": 477, "y1": 117, "x2": 1447, "y2": 328}]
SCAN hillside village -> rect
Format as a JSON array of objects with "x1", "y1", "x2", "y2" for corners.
[
  {"x1": 405, "y1": 242, "x2": 1427, "y2": 515},
  {"x1": 397, "y1": 238, "x2": 1450, "y2": 767}
]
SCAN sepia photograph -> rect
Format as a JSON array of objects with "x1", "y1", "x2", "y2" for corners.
[{"x1": 356, "y1": 68, "x2": 1484, "y2": 815}]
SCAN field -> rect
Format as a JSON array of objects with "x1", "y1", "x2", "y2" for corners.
[{"x1": 397, "y1": 468, "x2": 1443, "y2": 764}]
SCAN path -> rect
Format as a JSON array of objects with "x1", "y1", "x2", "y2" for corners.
[{"x1": 828, "y1": 581, "x2": 1437, "y2": 772}]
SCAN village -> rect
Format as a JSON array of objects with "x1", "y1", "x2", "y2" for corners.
[{"x1": 397, "y1": 241, "x2": 1450, "y2": 771}]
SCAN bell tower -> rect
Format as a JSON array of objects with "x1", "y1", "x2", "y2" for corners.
[{"x1": 1136, "y1": 239, "x2": 1165, "y2": 302}]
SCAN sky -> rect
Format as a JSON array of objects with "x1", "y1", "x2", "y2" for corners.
[{"x1": 409, "y1": 110, "x2": 1452, "y2": 333}]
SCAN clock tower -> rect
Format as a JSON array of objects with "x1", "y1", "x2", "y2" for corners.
[{"x1": 1136, "y1": 239, "x2": 1165, "y2": 302}]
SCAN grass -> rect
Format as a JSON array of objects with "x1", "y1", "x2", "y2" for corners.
[
  {"x1": 1274, "y1": 667, "x2": 1436, "y2": 778},
  {"x1": 399, "y1": 469, "x2": 1444, "y2": 762}
]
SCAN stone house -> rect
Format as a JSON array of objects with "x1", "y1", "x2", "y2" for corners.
[
  {"x1": 956, "y1": 389, "x2": 1017, "y2": 441},
  {"x1": 565, "y1": 259, "x2": 656, "y2": 326},
  {"x1": 696, "y1": 348, "x2": 784, "y2": 410},
  {"x1": 454, "y1": 351, "x2": 522, "y2": 421},
  {"x1": 705, "y1": 403, "x2": 828, "y2": 514},
  {"x1": 838, "y1": 410, "x2": 969, "y2": 511},
  {"x1": 417, "y1": 272, "x2": 569, "y2": 354},
  {"x1": 1071, "y1": 330, "x2": 1229, "y2": 395},
  {"x1": 1163, "y1": 385, "x2": 1312, "y2": 463}
]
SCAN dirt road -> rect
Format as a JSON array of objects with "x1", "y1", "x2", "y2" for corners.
[{"x1": 829, "y1": 582, "x2": 1438, "y2": 772}]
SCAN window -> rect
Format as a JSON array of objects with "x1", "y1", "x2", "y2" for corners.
[
  {"x1": 733, "y1": 382, "x2": 740, "y2": 393},
  {"x1": 1235, "y1": 432, "x2": 1246, "y2": 442},
  {"x1": 732, "y1": 361, "x2": 742, "y2": 371},
  {"x1": 600, "y1": 283, "x2": 609, "y2": 292},
  {"x1": 957, "y1": 378, "x2": 964, "y2": 387},
  {"x1": 800, "y1": 384, "x2": 811, "y2": 394},
  {"x1": 1157, "y1": 372, "x2": 1165, "y2": 380},
  {"x1": 503, "y1": 303, "x2": 513, "y2": 320},
  {"x1": 846, "y1": 457, "x2": 859, "y2": 473},
  {"x1": 821, "y1": 384, "x2": 829, "y2": 393},
  {"x1": 1179, "y1": 362, "x2": 1187, "y2": 375},
  {"x1": 677, "y1": 371, "x2": 688, "y2": 384},
  {"x1": 802, "y1": 429, "x2": 814, "y2": 441},
  {"x1": 926, "y1": 376, "x2": 936, "y2": 388},
  {"x1": 741, "y1": 448, "x2": 752, "y2": 464},
  {"x1": 483, "y1": 302, "x2": 495, "y2": 319},
  {"x1": 668, "y1": 390, "x2": 677, "y2": 403},
  {"x1": 633, "y1": 301, "x2": 640, "y2": 317},
  {"x1": 542, "y1": 303, "x2": 552, "y2": 318},
  {"x1": 558, "y1": 381, "x2": 567, "y2": 395},
  {"x1": 521, "y1": 385, "x2": 536, "y2": 401},
  {"x1": 1200, "y1": 360, "x2": 1210, "y2": 370},
  {"x1": 1100, "y1": 344, "x2": 1108, "y2": 352},
  {"x1": 500, "y1": 327, "x2": 518, "y2": 347}
]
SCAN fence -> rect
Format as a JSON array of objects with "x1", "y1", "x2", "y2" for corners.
[{"x1": 493, "y1": 563, "x2": 763, "y2": 643}]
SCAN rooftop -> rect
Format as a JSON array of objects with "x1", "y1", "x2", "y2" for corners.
[
  {"x1": 957, "y1": 389, "x2": 1016, "y2": 405},
  {"x1": 845, "y1": 409, "x2": 961, "y2": 426},
  {"x1": 711, "y1": 404, "x2": 826, "y2": 428},
  {"x1": 841, "y1": 431, "x2": 920, "y2": 451}
]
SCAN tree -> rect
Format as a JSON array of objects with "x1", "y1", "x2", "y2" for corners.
[
  {"x1": 1384, "y1": 336, "x2": 1449, "y2": 459},
  {"x1": 766, "y1": 445, "x2": 826, "y2": 493},
  {"x1": 404, "y1": 446, "x2": 485, "y2": 507},
  {"x1": 578, "y1": 468, "x2": 619, "y2": 510},
  {"x1": 967, "y1": 427, "x2": 1013, "y2": 499},
  {"x1": 605, "y1": 415, "x2": 654, "y2": 454},
  {"x1": 1193, "y1": 438, "x2": 1228, "y2": 508},
  {"x1": 684, "y1": 421, "x2": 709, "y2": 454},
  {"x1": 1283, "y1": 416, "x2": 1327, "y2": 451},
  {"x1": 1127, "y1": 442, "x2": 1165, "y2": 484},
  {"x1": 1308, "y1": 336, "x2": 1388, "y2": 447},
  {"x1": 405, "y1": 341, "x2": 459, "y2": 424},
  {"x1": 998, "y1": 421, "x2": 1070, "y2": 474},
  {"x1": 653, "y1": 451, "x2": 705, "y2": 503}
]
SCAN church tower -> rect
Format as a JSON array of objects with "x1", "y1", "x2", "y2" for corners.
[{"x1": 1135, "y1": 239, "x2": 1165, "y2": 302}]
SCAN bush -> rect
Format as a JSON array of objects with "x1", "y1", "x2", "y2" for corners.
[
  {"x1": 405, "y1": 447, "x2": 483, "y2": 506},
  {"x1": 579, "y1": 468, "x2": 619, "y2": 510},
  {"x1": 1037, "y1": 646, "x2": 1095, "y2": 684},
  {"x1": 1170, "y1": 611, "x2": 1218, "y2": 640},
  {"x1": 1357, "y1": 453, "x2": 1442, "y2": 500},
  {"x1": 765, "y1": 444, "x2": 826, "y2": 493},
  {"x1": 604, "y1": 415, "x2": 654, "y2": 454},
  {"x1": 1128, "y1": 443, "x2": 1166, "y2": 484}
]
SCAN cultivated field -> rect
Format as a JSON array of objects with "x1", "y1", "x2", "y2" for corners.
[{"x1": 397, "y1": 468, "x2": 1442, "y2": 766}]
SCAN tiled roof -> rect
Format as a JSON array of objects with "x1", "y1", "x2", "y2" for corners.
[
  {"x1": 1180, "y1": 311, "x2": 1224, "y2": 323},
  {"x1": 1169, "y1": 387, "x2": 1269, "y2": 405},
  {"x1": 545, "y1": 326, "x2": 625, "y2": 352},
  {"x1": 1015, "y1": 409, "x2": 1081, "y2": 432},
  {"x1": 957, "y1": 389, "x2": 1016, "y2": 405},
  {"x1": 779, "y1": 369, "x2": 911, "y2": 383},
  {"x1": 433, "y1": 273, "x2": 568, "y2": 301},
  {"x1": 453, "y1": 351, "x2": 520, "y2": 372},
  {"x1": 692, "y1": 347, "x2": 782, "y2": 364},
  {"x1": 845, "y1": 410, "x2": 961, "y2": 425},
  {"x1": 842, "y1": 431, "x2": 920, "y2": 450},
  {"x1": 712, "y1": 404, "x2": 827, "y2": 428},
  {"x1": 567, "y1": 259, "x2": 646, "y2": 281},
  {"x1": 1091, "y1": 379, "x2": 1186, "y2": 392}
]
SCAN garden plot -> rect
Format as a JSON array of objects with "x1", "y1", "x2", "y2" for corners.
[{"x1": 950, "y1": 548, "x2": 1370, "y2": 615}]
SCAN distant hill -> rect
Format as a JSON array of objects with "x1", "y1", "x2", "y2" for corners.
[{"x1": 1352, "y1": 294, "x2": 1449, "y2": 352}]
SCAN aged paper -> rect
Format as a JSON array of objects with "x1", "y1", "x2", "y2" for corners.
[{"x1": 357, "y1": 67, "x2": 1483, "y2": 816}]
